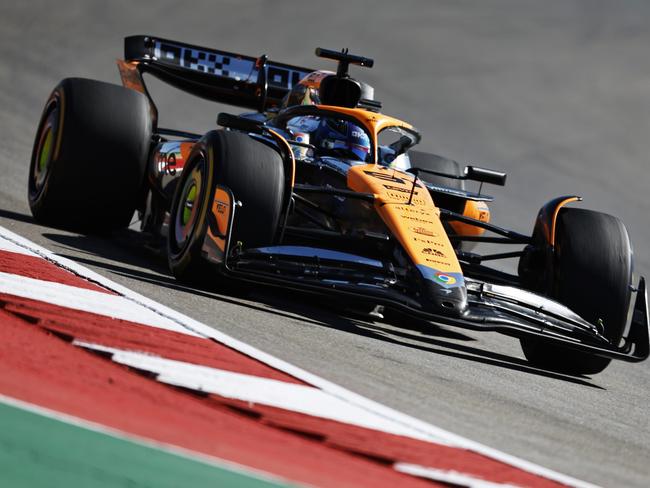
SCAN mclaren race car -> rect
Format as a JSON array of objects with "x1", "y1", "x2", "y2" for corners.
[{"x1": 28, "y1": 35, "x2": 649, "y2": 375}]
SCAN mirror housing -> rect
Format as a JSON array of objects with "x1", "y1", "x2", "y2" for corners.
[
  {"x1": 465, "y1": 166, "x2": 507, "y2": 186},
  {"x1": 217, "y1": 113, "x2": 264, "y2": 134}
]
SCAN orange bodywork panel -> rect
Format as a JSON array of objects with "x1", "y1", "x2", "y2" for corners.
[
  {"x1": 203, "y1": 185, "x2": 235, "y2": 264},
  {"x1": 116, "y1": 59, "x2": 146, "y2": 94},
  {"x1": 116, "y1": 59, "x2": 158, "y2": 125},
  {"x1": 550, "y1": 196, "x2": 581, "y2": 246},
  {"x1": 208, "y1": 187, "x2": 233, "y2": 250},
  {"x1": 347, "y1": 164, "x2": 463, "y2": 276},
  {"x1": 450, "y1": 200, "x2": 491, "y2": 237}
]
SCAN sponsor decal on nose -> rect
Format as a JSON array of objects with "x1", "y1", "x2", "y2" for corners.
[{"x1": 434, "y1": 273, "x2": 456, "y2": 285}]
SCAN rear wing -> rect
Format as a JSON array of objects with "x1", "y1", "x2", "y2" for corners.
[{"x1": 122, "y1": 35, "x2": 313, "y2": 113}]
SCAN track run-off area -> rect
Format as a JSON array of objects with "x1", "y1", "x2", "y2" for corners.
[{"x1": 1, "y1": 2, "x2": 650, "y2": 487}]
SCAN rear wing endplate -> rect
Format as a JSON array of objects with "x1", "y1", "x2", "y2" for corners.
[{"x1": 124, "y1": 35, "x2": 313, "y2": 111}]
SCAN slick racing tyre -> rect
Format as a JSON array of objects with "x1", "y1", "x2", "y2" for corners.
[
  {"x1": 29, "y1": 78, "x2": 152, "y2": 232},
  {"x1": 167, "y1": 130, "x2": 285, "y2": 284},
  {"x1": 520, "y1": 208, "x2": 633, "y2": 375},
  {"x1": 408, "y1": 150, "x2": 465, "y2": 190}
]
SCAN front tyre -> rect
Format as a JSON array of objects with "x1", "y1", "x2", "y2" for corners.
[
  {"x1": 167, "y1": 130, "x2": 285, "y2": 284},
  {"x1": 29, "y1": 78, "x2": 152, "y2": 231},
  {"x1": 520, "y1": 208, "x2": 633, "y2": 375}
]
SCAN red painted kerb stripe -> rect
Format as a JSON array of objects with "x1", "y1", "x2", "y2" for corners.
[{"x1": 0, "y1": 250, "x2": 112, "y2": 293}]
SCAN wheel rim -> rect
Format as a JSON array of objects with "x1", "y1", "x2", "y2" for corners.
[
  {"x1": 173, "y1": 157, "x2": 204, "y2": 250},
  {"x1": 31, "y1": 99, "x2": 59, "y2": 197}
]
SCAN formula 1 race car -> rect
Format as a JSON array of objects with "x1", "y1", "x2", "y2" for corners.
[{"x1": 28, "y1": 35, "x2": 649, "y2": 375}]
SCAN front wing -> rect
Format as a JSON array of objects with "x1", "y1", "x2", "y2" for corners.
[{"x1": 206, "y1": 244, "x2": 649, "y2": 364}]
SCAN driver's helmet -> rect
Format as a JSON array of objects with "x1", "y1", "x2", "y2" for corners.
[
  {"x1": 281, "y1": 70, "x2": 332, "y2": 108},
  {"x1": 312, "y1": 118, "x2": 371, "y2": 161}
]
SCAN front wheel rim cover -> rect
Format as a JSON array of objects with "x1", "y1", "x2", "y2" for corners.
[
  {"x1": 31, "y1": 99, "x2": 59, "y2": 196},
  {"x1": 173, "y1": 158, "x2": 204, "y2": 251}
]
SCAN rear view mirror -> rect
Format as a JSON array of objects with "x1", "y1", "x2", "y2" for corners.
[
  {"x1": 389, "y1": 135, "x2": 413, "y2": 157},
  {"x1": 465, "y1": 166, "x2": 507, "y2": 186},
  {"x1": 217, "y1": 113, "x2": 264, "y2": 134}
]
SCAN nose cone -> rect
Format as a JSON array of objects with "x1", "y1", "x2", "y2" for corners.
[
  {"x1": 424, "y1": 282, "x2": 468, "y2": 316},
  {"x1": 416, "y1": 265, "x2": 468, "y2": 317}
]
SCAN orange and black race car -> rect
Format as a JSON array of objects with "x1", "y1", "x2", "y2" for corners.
[{"x1": 28, "y1": 35, "x2": 649, "y2": 375}]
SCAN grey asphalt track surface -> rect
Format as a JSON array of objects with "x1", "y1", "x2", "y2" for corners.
[{"x1": 1, "y1": 2, "x2": 649, "y2": 487}]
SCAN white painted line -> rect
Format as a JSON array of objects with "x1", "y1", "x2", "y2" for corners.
[
  {"x1": 0, "y1": 226, "x2": 597, "y2": 488},
  {"x1": 0, "y1": 235, "x2": 38, "y2": 256},
  {"x1": 0, "y1": 271, "x2": 203, "y2": 337},
  {"x1": 395, "y1": 463, "x2": 520, "y2": 488},
  {"x1": 75, "y1": 341, "x2": 449, "y2": 444},
  {"x1": 0, "y1": 393, "x2": 293, "y2": 487}
]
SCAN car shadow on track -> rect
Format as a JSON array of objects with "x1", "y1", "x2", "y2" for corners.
[
  {"x1": 253, "y1": 293, "x2": 604, "y2": 389},
  {"x1": 53, "y1": 251, "x2": 337, "y2": 328},
  {"x1": 43, "y1": 229, "x2": 169, "y2": 273},
  {"x1": 44, "y1": 231, "x2": 360, "y2": 329},
  {"x1": 0, "y1": 208, "x2": 37, "y2": 225},
  {"x1": 41, "y1": 229, "x2": 603, "y2": 389}
]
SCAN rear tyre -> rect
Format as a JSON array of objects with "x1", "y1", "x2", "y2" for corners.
[
  {"x1": 167, "y1": 130, "x2": 285, "y2": 284},
  {"x1": 520, "y1": 208, "x2": 632, "y2": 375},
  {"x1": 28, "y1": 78, "x2": 152, "y2": 232}
]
